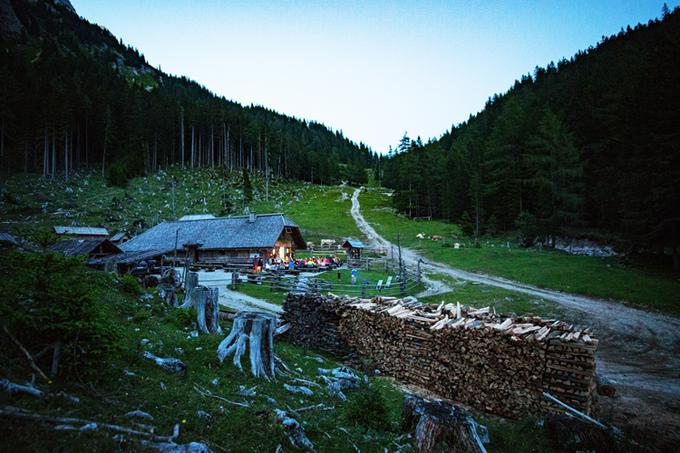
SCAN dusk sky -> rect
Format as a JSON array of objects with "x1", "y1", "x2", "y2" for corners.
[{"x1": 74, "y1": 1, "x2": 675, "y2": 153}]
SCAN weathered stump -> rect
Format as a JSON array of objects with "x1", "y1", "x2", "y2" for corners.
[
  {"x1": 195, "y1": 287, "x2": 222, "y2": 335},
  {"x1": 402, "y1": 394, "x2": 488, "y2": 453},
  {"x1": 217, "y1": 312, "x2": 276, "y2": 380},
  {"x1": 180, "y1": 272, "x2": 199, "y2": 308}
]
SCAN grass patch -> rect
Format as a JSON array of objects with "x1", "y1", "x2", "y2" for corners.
[
  {"x1": 420, "y1": 277, "x2": 563, "y2": 319},
  {"x1": 0, "y1": 279, "x2": 410, "y2": 451},
  {"x1": 359, "y1": 189, "x2": 680, "y2": 313}
]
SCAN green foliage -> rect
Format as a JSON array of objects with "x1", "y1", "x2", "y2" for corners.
[
  {"x1": 242, "y1": 167, "x2": 253, "y2": 203},
  {"x1": 118, "y1": 273, "x2": 142, "y2": 297},
  {"x1": 0, "y1": 0, "x2": 378, "y2": 186},
  {"x1": 0, "y1": 252, "x2": 122, "y2": 377},
  {"x1": 342, "y1": 384, "x2": 391, "y2": 431},
  {"x1": 170, "y1": 306, "x2": 197, "y2": 328},
  {"x1": 515, "y1": 211, "x2": 540, "y2": 245},
  {"x1": 382, "y1": 11, "x2": 680, "y2": 264}
]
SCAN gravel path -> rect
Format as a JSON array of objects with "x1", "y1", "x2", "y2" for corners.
[
  {"x1": 192, "y1": 270, "x2": 282, "y2": 315},
  {"x1": 351, "y1": 187, "x2": 680, "y2": 441}
]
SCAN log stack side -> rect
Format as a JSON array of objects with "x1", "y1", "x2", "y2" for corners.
[{"x1": 282, "y1": 293, "x2": 598, "y2": 418}]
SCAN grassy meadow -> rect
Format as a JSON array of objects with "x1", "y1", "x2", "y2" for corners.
[{"x1": 359, "y1": 188, "x2": 680, "y2": 314}]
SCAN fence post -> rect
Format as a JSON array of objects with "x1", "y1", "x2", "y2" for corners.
[
  {"x1": 231, "y1": 271, "x2": 238, "y2": 290},
  {"x1": 361, "y1": 280, "x2": 368, "y2": 298}
]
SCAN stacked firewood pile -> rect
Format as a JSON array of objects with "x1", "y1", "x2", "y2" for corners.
[
  {"x1": 281, "y1": 294, "x2": 349, "y2": 355},
  {"x1": 283, "y1": 293, "x2": 598, "y2": 418}
]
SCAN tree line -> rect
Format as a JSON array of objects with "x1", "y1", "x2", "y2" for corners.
[
  {"x1": 383, "y1": 7, "x2": 680, "y2": 267},
  {"x1": 0, "y1": 0, "x2": 375, "y2": 186}
]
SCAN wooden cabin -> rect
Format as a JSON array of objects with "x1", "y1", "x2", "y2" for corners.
[
  {"x1": 119, "y1": 213, "x2": 306, "y2": 270},
  {"x1": 53, "y1": 226, "x2": 109, "y2": 239},
  {"x1": 50, "y1": 238, "x2": 121, "y2": 260},
  {"x1": 342, "y1": 238, "x2": 365, "y2": 260}
]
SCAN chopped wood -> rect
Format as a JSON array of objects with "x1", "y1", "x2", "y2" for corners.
[{"x1": 283, "y1": 293, "x2": 598, "y2": 418}]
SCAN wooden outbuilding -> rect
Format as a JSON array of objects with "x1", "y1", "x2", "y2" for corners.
[
  {"x1": 53, "y1": 226, "x2": 109, "y2": 239},
  {"x1": 119, "y1": 213, "x2": 306, "y2": 270},
  {"x1": 342, "y1": 238, "x2": 365, "y2": 260},
  {"x1": 50, "y1": 238, "x2": 121, "y2": 260}
]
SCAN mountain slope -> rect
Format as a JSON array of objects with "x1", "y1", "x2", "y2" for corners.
[
  {"x1": 383, "y1": 7, "x2": 680, "y2": 266},
  {"x1": 0, "y1": 0, "x2": 375, "y2": 185}
]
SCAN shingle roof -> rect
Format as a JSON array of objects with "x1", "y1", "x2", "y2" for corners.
[
  {"x1": 110, "y1": 231, "x2": 130, "y2": 242},
  {"x1": 343, "y1": 238, "x2": 365, "y2": 249},
  {"x1": 179, "y1": 214, "x2": 216, "y2": 221},
  {"x1": 50, "y1": 238, "x2": 121, "y2": 257},
  {"x1": 0, "y1": 231, "x2": 19, "y2": 246},
  {"x1": 54, "y1": 226, "x2": 109, "y2": 236},
  {"x1": 88, "y1": 249, "x2": 163, "y2": 266},
  {"x1": 121, "y1": 213, "x2": 304, "y2": 253}
]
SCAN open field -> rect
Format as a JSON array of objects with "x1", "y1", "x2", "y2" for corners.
[{"x1": 359, "y1": 188, "x2": 680, "y2": 313}]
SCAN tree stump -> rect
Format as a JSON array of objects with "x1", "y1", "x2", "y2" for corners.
[
  {"x1": 217, "y1": 311, "x2": 276, "y2": 380},
  {"x1": 180, "y1": 272, "x2": 199, "y2": 308},
  {"x1": 402, "y1": 394, "x2": 488, "y2": 453},
  {"x1": 195, "y1": 287, "x2": 222, "y2": 335}
]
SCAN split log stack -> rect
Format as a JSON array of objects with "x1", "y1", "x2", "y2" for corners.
[{"x1": 282, "y1": 293, "x2": 598, "y2": 418}]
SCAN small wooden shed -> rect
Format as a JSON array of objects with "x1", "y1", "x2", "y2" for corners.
[{"x1": 342, "y1": 238, "x2": 365, "y2": 260}]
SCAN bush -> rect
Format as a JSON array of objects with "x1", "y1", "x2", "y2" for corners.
[
  {"x1": 118, "y1": 273, "x2": 142, "y2": 296},
  {"x1": 170, "y1": 306, "x2": 196, "y2": 329},
  {"x1": 342, "y1": 384, "x2": 390, "y2": 431},
  {"x1": 0, "y1": 251, "x2": 122, "y2": 378}
]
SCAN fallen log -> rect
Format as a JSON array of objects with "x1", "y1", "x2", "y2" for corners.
[
  {"x1": 274, "y1": 409, "x2": 314, "y2": 451},
  {"x1": 2, "y1": 324, "x2": 49, "y2": 381},
  {"x1": 143, "y1": 352, "x2": 187, "y2": 376},
  {"x1": 0, "y1": 404, "x2": 178, "y2": 443}
]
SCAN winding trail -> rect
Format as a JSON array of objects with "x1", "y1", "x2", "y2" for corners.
[{"x1": 351, "y1": 187, "x2": 680, "y2": 438}]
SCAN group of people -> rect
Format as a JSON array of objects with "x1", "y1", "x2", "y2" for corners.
[{"x1": 252, "y1": 254, "x2": 343, "y2": 273}]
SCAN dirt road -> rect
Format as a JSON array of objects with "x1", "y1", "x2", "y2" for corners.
[
  {"x1": 351, "y1": 188, "x2": 680, "y2": 445},
  {"x1": 192, "y1": 270, "x2": 283, "y2": 315}
]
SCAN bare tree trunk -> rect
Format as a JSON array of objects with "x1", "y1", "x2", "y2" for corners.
[
  {"x1": 64, "y1": 129, "x2": 69, "y2": 181},
  {"x1": 264, "y1": 136, "x2": 269, "y2": 201},
  {"x1": 43, "y1": 128, "x2": 48, "y2": 178},
  {"x1": 180, "y1": 107, "x2": 185, "y2": 168},
  {"x1": 190, "y1": 125, "x2": 195, "y2": 169},
  {"x1": 51, "y1": 133, "x2": 56, "y2": 179},
  {"x1": 210, "y1": 123, "x2": 214, "y2": 169},
  {"x1": 84, "y1": 115, "x2": 89, "y2": 168}
]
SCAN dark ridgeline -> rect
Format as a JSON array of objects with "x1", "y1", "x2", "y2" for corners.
[
  {"x1": 382, "y1": 7, "x2": 680, "y2": 268},
  {"x1": 0, "y1": 0, "x2": 374, "y2": 186}
]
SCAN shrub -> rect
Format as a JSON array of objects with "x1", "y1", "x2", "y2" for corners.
[
  {"x1": 118, "y1": 273, "x2": 142, "y2": 296},
  {"x1": 170, "y1": 306, "x2": 196, "y2": 329},
  {"x1": 342, "y1": 384, "x2": 390, "y2": 431},
  {"x1": 0, "y1": 251, "x2": 122, "y2": 378}
]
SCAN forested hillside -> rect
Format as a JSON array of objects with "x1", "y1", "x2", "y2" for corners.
[
  {"x1": 0, "y1": 0, "x2": 375, "y2": 185},
  {"x1": 383, "y1": 7, "x2": 680, "y2": 266}
]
